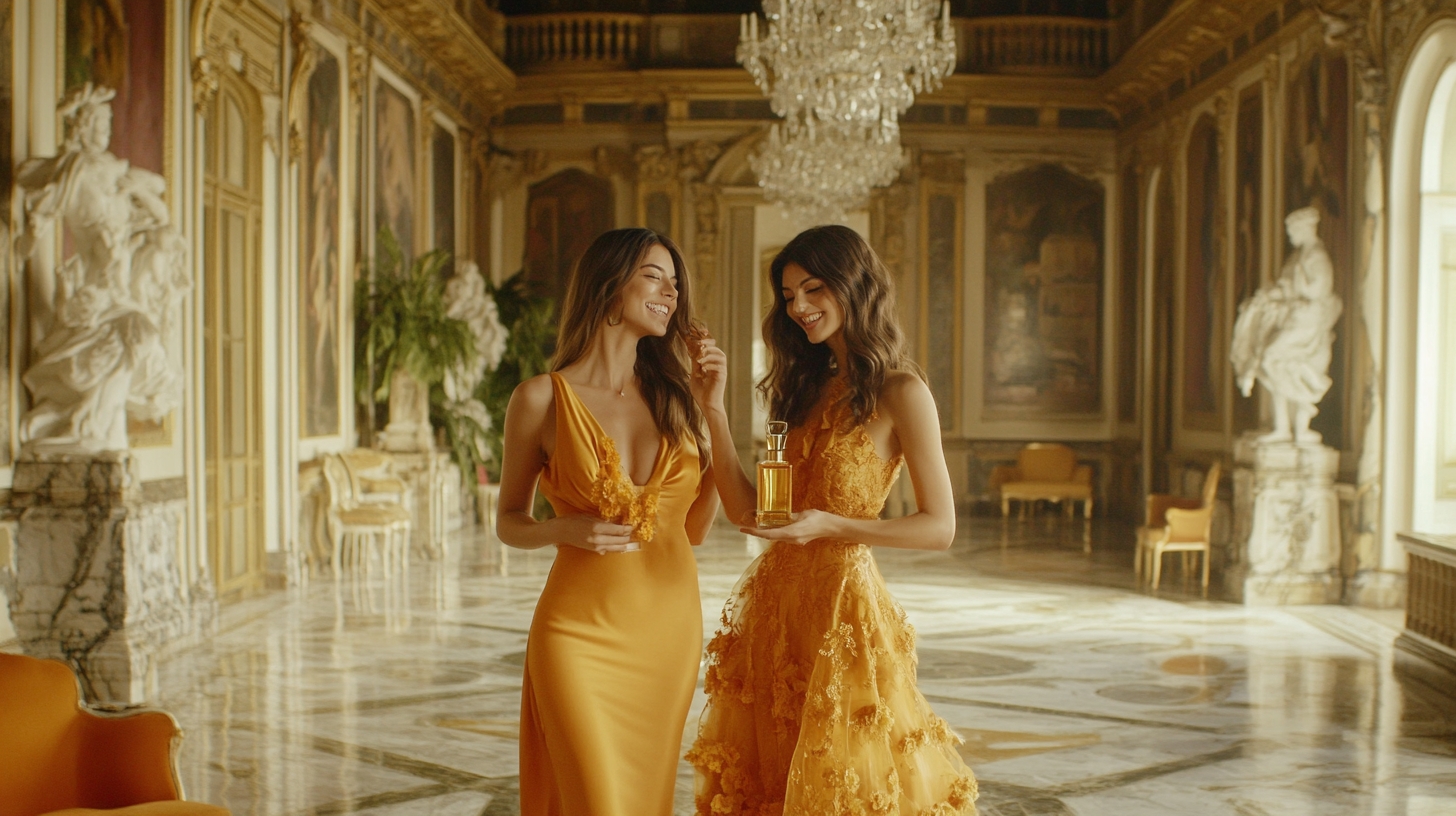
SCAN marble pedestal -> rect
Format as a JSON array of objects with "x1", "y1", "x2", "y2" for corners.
[
  {"x1": 1229, "y1": 434, "x2": 1343, "y2": 605},
  {"x1": 379, "y1": 369, "x2": 434, "y2": 453},
  {"x1": 7, "y1": 453, "x2": 194, "y2": 703},
  {"x1": 391, "y1": 450, "x2": 462, "y2": 558}
]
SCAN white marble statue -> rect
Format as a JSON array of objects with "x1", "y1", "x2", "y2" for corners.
[
  {"x1": 439, "y1": 261, "x2": 507, "y2": 459},
  {"x1": 1231, "y1": 207, "x2": 1344, "y2": 444},
  {"x1": 14, "y1": 84, "x2": 189, "y2": 454}
]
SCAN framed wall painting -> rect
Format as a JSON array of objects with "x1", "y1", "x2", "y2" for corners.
[
  {"x1": 301, "y1": 48, "x2": 343, "y2": 439},
  {"x1": 1181, "y1": 113, "x2": 1223, "y2": 432},
  {"x1": 431, "y1": 119, "x2": 457, "y2": 274},
  {"x1": 982, "y1": 163, "x2": 1105, "y2": 419},
  {"x1": 524, "y1": 168, "x2": 614, "y2": 304},
  {"x1": 373, "y1": 70, "x2": 418, "y2": 262}
]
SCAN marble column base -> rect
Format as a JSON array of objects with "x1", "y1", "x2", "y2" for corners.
[{"x1": 7, "y1": 453, "x2": 195, "y2": 704}]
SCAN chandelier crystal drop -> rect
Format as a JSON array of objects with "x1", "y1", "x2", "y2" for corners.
[{"x1": 738, "y1": 0, "x2": 956, "y2": 221}]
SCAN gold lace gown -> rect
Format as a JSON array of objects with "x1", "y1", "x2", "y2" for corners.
[
  {"x1": 519, "y1": 373, "x2": 704, "y2": 815},
  {"x1": 687, "y1": 381, "x2": 978, "y2": 816}
]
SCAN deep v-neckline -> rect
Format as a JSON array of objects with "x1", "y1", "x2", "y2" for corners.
[{"x1": 557, "y1": 374, "x2": 668, "y2": 488}]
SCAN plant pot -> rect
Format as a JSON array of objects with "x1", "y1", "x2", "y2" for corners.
[{"x1": 379, "y1": 369, "x2": 434, "y2": 452}]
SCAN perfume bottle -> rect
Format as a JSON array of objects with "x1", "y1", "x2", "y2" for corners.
[{"x1": 756, "y1": 420, "x2": 792, "y2": 528}]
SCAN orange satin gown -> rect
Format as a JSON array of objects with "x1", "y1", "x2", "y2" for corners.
[
  {"x1": 519, "y1": 373, "x2": 705, "y2": 816},
  {"x1": 687, "y1": 380, "x2": 979, "y2": 816}
]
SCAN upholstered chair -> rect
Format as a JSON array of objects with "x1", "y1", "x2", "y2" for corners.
[
  {"x1": 1137, "y1": 461, "x2": 1222, "y2": 596},
  {"x1": 990, "y1": 443, "x2": 1095, "y2": 520},
  {"x1": 0, "y1": 652, "x2": 230, "y2": 816}
]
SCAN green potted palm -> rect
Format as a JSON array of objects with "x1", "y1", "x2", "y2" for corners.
[{"x1": 355, "y1": 228, "x2": 476, "y2": 460}]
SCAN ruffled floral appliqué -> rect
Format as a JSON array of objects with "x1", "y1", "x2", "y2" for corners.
[
  {"x1": 687, "y1": 382, "x2": 978, "y2": 816},
  {"x1": 588, "y1": 434, "x2": 660, "y2": 544}
]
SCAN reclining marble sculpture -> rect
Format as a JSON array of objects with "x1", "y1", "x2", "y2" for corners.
[
  {"x1": 1230, "y1": 206, "x2": 1343, "y2": 444},
  {"x1": 14, "y1": 83, "x2": 188, "y2": 454}
]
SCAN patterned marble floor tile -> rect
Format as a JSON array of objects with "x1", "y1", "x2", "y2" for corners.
[{"x1": 42, "y1": 517, "x2": 1456, "y2": 815}]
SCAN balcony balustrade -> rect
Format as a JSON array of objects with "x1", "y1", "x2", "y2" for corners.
[
  {"x1": 956, "y1": 16, "x2": 1111, "y2": 77},
  {"x1": 502, "y1": 12, "x2": 1111, "y2": 78}
]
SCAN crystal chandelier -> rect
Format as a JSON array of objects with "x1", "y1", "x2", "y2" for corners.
[{"x1": 738, "y1": 0, "x2": 956, "y2": 221}]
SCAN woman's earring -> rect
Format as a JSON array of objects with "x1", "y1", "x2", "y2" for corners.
[{"x1": 606, "y1": 312, "x2": 623, "y2": 327}]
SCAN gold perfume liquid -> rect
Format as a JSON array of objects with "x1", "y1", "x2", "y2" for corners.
[{"x1": 756, "y1": 420, "x2": 792, "y2": 528}]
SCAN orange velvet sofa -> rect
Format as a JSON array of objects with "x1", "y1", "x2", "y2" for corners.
[{"x1": 0, "y1": 652, "x2": 229, "y2": 816}]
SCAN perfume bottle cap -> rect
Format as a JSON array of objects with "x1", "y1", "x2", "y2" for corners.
[{"x1": 766, "y1": 420, "x2": 788, "y2": 452}]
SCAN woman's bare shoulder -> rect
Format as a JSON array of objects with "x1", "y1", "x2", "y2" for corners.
[
  {"x1": 880, "y1": 370, "x2": 931, "y2": 401},
  {"x1": 510, "y1": 373, "x2": 555, "y2": 412}
]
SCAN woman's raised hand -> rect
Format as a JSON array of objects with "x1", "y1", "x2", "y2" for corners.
[
  {"x1": 550, "y1": 514, "x2": 639, "y2": 554},
  {"x1": 687, "y1": 321, "x2": 728, "y2": 413}
]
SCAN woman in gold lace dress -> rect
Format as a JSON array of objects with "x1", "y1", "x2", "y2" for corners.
[
  {"x1": 686, "y1": 225, "x2": 978, "y2": 815},
  {"x1": 497, "y1": 228, "x2": 719, "y2": 815}
]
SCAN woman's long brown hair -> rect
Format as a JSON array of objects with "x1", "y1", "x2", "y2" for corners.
[
  {"x1": 552, "y1": 228, "x2": 706, "y2": 453},
  {"x1": 760, "y1": 224, "x2": 922, "y2": 428}
]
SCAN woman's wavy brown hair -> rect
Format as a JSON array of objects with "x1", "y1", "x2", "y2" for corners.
[
  {"x1": 760, "y1": 224, "x2": 922, "y2": 428},
  {"x1": 552, "y1": 228, "x2": 706, "y2": 453}
]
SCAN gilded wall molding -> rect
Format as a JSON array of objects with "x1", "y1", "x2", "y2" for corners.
[
  {"x1": 285, "y1": 12, "x2": 318, "y2": 162},
  {"x1": 1100, "y1": 0, "x2": 1285, "y2": 121},
  {"x1": 363, "y1": 0, "x2": 514, "y2": 117},
  {"x1": 191, "y1": 0, "x2": 223, "y2": 112},
  {"x1": 981, "y1": 149, "x2": 1111, "y2": 182},
  {"x1": 194, "y1": 0, "x2": 285, "y2": 118},
  {"x1": 691, "y1": 182, "x2": 720, "y2": 300},
  {"x1": 347, "y1": 43, "x2": 369, "y2": 110}
]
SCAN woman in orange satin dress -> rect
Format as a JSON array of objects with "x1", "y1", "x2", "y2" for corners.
[
  {"x1": 497, "y1": 228, "x2": 719, "y2": 816},
  {"x1": 685, "y1": 225, "x2": 979, "y2": 815}
]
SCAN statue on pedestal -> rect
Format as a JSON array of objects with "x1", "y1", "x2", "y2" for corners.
[
  {"x1": 14, "y1": 84, "x2": 188, "y2": 454},
  {"x1": 1231, "y1": 206, "x2": 1343, "y2": 444}
]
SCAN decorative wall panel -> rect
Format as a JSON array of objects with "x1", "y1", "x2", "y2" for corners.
[
  {"x1": 1117, "y1": 164, "x2": 1139, "y2": 424},
  {"x1": 524, "y1": 168, "x2": 614, "y2": 304},
  {"x1": 1234, "y1": 83, "x2": 1264, "y2": 435},
  {"x1": 302, "y1": 52, "x2": 342, "y2": 439},
  {"x1": 922, "y1": 186, "x2": 961, "y2": 430},
  {"x1": 432, "y1": 124, "x2": 456, "y2": 271},
  {"x1": 1283, "y1": 50, "x2": 1350, "y2": 444},
  {"x1": 983, "y1": 164, "x2": 1104, "y2": 418},
  {"x1": 1182, "y1": 114, "x2": 1222, "y2": 431}
]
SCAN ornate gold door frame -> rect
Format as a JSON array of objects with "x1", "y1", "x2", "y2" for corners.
[{"x1": 202, "y1": 79, "x2": 265, "y2": 597}]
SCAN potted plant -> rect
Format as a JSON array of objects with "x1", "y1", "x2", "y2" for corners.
[
  {"x1": 476, "y1": 271, "x2": 556, "y2": 481},
  {"x1": 355, "y1": 227, "x2": 475, "y2": 457}
]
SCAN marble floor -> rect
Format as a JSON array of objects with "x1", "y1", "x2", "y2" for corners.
[{"x1": 81, "y1": 518, "x2": 1456, "y2": 814}]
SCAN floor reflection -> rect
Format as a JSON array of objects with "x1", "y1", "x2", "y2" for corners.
[{"x1": 125, "y1": 518, "x2": 1456, "y2": 815}]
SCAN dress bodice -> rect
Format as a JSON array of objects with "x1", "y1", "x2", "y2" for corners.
[
  {"x1": 539, "y1": 372, "x2": 702, "y2": 544},
  {"x1": 785, "y1": 379, "x2": 902, "y2": 525}
]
